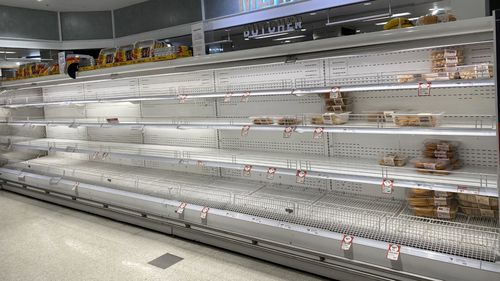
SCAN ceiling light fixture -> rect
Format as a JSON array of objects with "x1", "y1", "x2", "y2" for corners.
[
  {"x1": 253, "y1": 32, "x2": 289, "y2": 39},
  {"x1": 391, "y1": 12, "x2": 411, "y2": 17},
  {"x1": 326, "y1": 13, "x2": 391, "y2": 26},
  {"x1": 273, "y1": 35, "x2": 306, "y2": 41},
  {"x1": 0, "y1": 51, "x2": 16, "y2": 54},
  {"x1": 375, "y1": 22, "x2": 388, "y2": 26}
]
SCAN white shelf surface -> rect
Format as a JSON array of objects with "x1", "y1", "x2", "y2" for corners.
[
  {"x1": 0, "y1": 79, "x2": 495, "y2": 108},
  {"x1": 10, "y1": 138, "x2": 498, "y2": 196},
  {"x1": 3, "y1": 115, "x2": 496, "y2": 137},
  {"x1": 3, "y1": 155, "x2": 498, "y2": 263}
]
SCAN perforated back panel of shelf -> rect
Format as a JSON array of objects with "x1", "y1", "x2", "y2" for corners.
[
  {"x1": 219, "y1": 130, "x2": 328, "y2": 155},
  {"x1": 215, "y1": 60, "x2": 324, "y2": 91},
  {"x1": 141, "y1": 99, "x2": 216, "y2": 118},
  {"x1": 217, "y1": 95, "x2": 323, "y2": 117},
  {"x1": 44, "y1": 105, "x2": 86, "y2": 119},
  {"x1": 46, "y1": 126, "x2": 88, "y2": 140},
  {"x1": 139, "y1": 71, "x2": 214, "y2": 96},
  {"x1": 86, "y1": 102, "x2": 141, "y2": 118},
  {"x1": 144, "y1": 127, "x2": 217, "y2": 148}
]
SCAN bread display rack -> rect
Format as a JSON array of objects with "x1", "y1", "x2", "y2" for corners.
[{"x1": 0, "y1": 17, "x2": 499, "y2": 281}]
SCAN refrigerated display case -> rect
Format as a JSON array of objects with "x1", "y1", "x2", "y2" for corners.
[{"x1": 0, "y1": 17, "x2": 499, "y2": 281}]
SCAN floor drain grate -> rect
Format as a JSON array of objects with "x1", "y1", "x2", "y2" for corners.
[{"x1": 148, "y1": 253, "x2": 184, "y2": 269}]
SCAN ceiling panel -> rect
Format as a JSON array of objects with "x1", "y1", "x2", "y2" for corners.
[{"x1": 0, "y1": 0, "x2": 148, "y2": 12}]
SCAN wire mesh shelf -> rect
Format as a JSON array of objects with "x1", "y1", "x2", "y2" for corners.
[{"x1": 6, "y1": 156, "x2": 499, "y2": 262}]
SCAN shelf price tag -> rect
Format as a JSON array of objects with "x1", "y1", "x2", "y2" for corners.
[
  {"x1": 330, "y1": 87, "x2": 341, "y2": 98},
  {"x1": 386, "y1": 244, "x2": 401, "y2": 261},
  {"x1": 241, "y1": 125, "x2": 250, "y2": 137},
  {"x1": 283, "y1": 126, "x2": 294, "y2": 138},
  {"x1": 418, "y1": 82, "x2": 431, "y2": 96},
  {"x1": 200, "y1": 206, "x2": 210, "y2": 219},
  {"x1": 197, "y1": 160, "x2": 205, "y2": 167},
  {"x1": 243, "y1": 165, "x2": 252, "y2": 176},
  {"x1": 457, "y1": 185, "x2": 479, "y2": 195},
  {"x1": 313, "y1": 127, "x2": 324, "y2": 139},
  {"x1": 241, "y1": 91, "x2": 251, "y2": 103},
  {"x1": 266, "y1": 167, "x2": 276, "y2": 180},
  {"x1": 381, "y1": 179, "x2": 394, "y2": 194},
  {"x1": 72, "y1": 181, "x2": 80, "y2": 191},
  {"x1": 177, "y1": 202, "x2": 187, "y2": 214},
  {"x1": 296, "y1": 170, "x2": 307, "y2": 184},
  {"x1": 178, "y1": 95, "x2": 187, "y2": 103},
  {"x1": 224, "y1": 92, "x2": 233, "y2": 103},
  {"x1": 341, "y1": 235, "x2": 353, "y2": 251}
]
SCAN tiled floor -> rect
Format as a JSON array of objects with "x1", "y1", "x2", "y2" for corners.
[{"x1": 0, "y1": 190, "x2": 329, "y2": 281}]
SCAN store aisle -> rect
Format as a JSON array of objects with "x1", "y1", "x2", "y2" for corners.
[{"x1": 0, "y1": 190, "x2": 328, "y2": 281}]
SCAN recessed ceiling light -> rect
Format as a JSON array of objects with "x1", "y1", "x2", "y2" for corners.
[
  {"x1": 309, "y1": 12, "x2": 317, "y2": 15},
  {"x1": 364, "y1": 2, "x2": 372, "y2": 5},
  {"x1": 16, "y1": 62, "x2": 21, "y2": 65},
  {"x1": 37, "y1": 0, "x2": 43, "y2": 2},
  {"x1": 0, "y1": 51, "x2": 16, "y2": 54}
]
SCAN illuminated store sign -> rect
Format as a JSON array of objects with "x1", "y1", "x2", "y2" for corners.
[
  {"x1": 240, "y1": 0, "x2": 295, "y2": 12},
  {"x1": 243, "y1": 16, "x2": 302, "y2": 39}
]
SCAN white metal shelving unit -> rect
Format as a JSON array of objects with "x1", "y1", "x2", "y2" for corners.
[{"x1": 0, "y1": 17, "x2": 499, "y2": 281}]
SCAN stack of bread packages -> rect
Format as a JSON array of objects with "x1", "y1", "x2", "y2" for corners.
[
  {"x1": 424, "y1": 48, "x2": 464, "y2": 81},
  {"x1": 407, "y1": 189, "x2": 457, "y2": 220},
  {"x1": 457, "y1": 194, "x2": 499, "y2": 220},
  {"x1": 414, "y1": 140, "x2": 461, "y2": 176},
  {"x1": 407, "y1": 140, "x2": 461, "y2": 219}
]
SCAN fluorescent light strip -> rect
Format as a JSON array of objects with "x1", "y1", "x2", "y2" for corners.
[
  {"x1": 391, "y1": 12, "x2": 411, "y2": 17},
  {"x1": 273, "y1": 35, "x2": 306, "y2": 41},
  {"x1": 326, "y1": 13, "x2": 391, "y2": 26},
  {"x1": 251, "y1": 32, "x2": 289, "y2": 39}
]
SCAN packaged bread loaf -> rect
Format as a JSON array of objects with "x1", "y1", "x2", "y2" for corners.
[
  {"x1": 378, "y1": 153, "x2": 407, "y2": 167},
  {"x1": 251, "y1": 117, "x2": 274, "y2": 125}
]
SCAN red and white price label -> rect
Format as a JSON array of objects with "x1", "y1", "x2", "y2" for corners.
[
  {"x1": 72, "y1": 182, "x2": 80, "y2": 191},
  {"x1": 381, "y1": 179, "x2": 394, "y2": 194},
  {"x1": 241, "y1": 125, "x2": 250, "y2": 137},
  {"x1": 387, "y1": 244, "x2": 401, "y2": 261},
  {"x1": 224, "y1": 92, "x2": 233, "y2": 103},
  {"x1": 341, "y1": 235, "x2": 353, "y2": 251},
  {"x1": 200, "y1": 206, "x2": 210, "y2": 219},
  {"x1": 177, "y1": 202, "x2": 187, "y2": 214},
  {"x1": 330, "y1": 87, "x2": 341, "y2": 98},
  {"x1": 178, "y1": 95, "x2": 187, "y2": 103},
  {"x1": 241, "y1": 91, "x2": 251, "y2": 103},
  {"x1": 243, "y1": 165, "x2": 252, "y2": 176},
  {"x1": 266, "y1": 167, "x2": 276, "y2": 180},
  {"x1": 283, "y1": 126, "x2": 294, "y2": 138},
  {"x1": 418, "y1": 82, "x2": 432, "y2": 96},
  {"x1": 313, "y1": 127, "x2": 324, "y2": 139},
  {"x1": 457, "y1": 185, "x2": 480, "y2": 195},
  {"x1": 296, "y1": 170, "x2": 307, "y2": 184}
]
